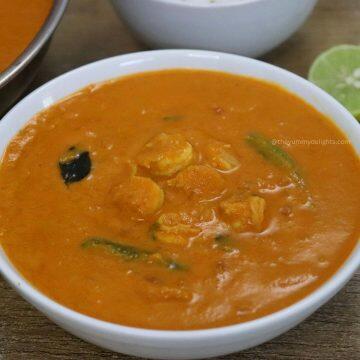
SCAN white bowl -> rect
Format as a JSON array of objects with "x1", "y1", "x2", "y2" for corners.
[
  {"x1": 112, "y1": 0, "x2": 318, "y2": 57},
  {"x1": 0, "y1": 50, "x2": 359, "y2": 359}
]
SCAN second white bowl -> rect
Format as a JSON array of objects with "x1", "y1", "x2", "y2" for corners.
[{"x1": 112, "y1": 0, "x2": 318, "y2": 57}]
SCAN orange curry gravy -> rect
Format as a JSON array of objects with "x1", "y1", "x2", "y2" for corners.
[
  {"x1": 0, "y1": 70, "x2": 359, "y2": 330},
  {"x1": 0, "y1": 0, "x2": 53, "y2": 73}
]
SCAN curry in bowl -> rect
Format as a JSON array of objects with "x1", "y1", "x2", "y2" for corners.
[
  {"x1": 0, "y1": 70, "x2": 359, "y2": 330},
  {"x1": 0, "y1": 0, "x2": 53, "y2": 73}
]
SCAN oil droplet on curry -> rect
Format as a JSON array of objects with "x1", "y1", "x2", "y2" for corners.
[{"x1": 0, "y1": 70, "x2": 359, "y2": 330}]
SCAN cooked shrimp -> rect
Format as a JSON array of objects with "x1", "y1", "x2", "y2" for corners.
[
  {"x1": 204, "y1": 140, "x2": 239, "y2": 171},
  {"x1": 168, "y1": 165, "x2": 226, "y2": 200},
  {"x1": 154, "y1": 206, "x2": 222, "y2": 245},
  {"x1": 220, "y1": 194, "x2": 266, "y2": 231},
  {"x1": 154, "y1": 212, "x2": 200, "y2": 245},
  {"x1": 113, "y1": 176, "x2": 164, "y2": 217},
  {"x1": 136, "y1": 133, "x2": 193, "y2": 176}
]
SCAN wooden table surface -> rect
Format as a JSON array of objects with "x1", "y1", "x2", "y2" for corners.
[{"x1": 1, "y1": 0, "x2": 359, "y2": 359}]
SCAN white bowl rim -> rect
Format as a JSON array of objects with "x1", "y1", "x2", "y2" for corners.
[
  {"x1": 134, "y1": 0, "x2": 267, "y2": 9},
  {"x1": 0, "y1": 49, "x2": 359, "y2": 342}
]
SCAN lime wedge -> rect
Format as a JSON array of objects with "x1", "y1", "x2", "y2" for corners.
[{"x1": 308, "y1": 45, "x2": 360, "y2": 120}]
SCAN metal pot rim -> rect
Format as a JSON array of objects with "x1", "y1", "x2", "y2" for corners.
[{"x1": 0, "y1": 0, "x2": 68, "y2": 90}]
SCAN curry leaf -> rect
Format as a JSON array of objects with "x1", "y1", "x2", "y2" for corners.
[
  {"x1": 82, "y1": 237, "x2": 149, "y2": 260},
  {"x1": 214, "y1": 234, "x2": 235, "y2": 253},
  {"x1": 82, "y1": 237, "x2": 188, "y2": 271},
  {"x1": 149, "y1": 222, "x2": 160, "y2": 241},
  {"x1": 163, "y1": 115, "x2": 184, "y2": 121},
  {"x1": 246, "y1": 133, "x2": 304, "y2": 186}
]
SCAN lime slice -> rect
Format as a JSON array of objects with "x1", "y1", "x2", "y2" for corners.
[{"x1": 308, "y1": 45, "x2": 360, "y2": 120}]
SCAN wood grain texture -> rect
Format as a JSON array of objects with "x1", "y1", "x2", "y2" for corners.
[{"x1": 1, "y1": 0, "x2": 359, "y2": 358}]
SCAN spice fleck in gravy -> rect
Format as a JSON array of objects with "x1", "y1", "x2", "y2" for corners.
[
  {"x1": 0, "y1": 0, "x2": 53, "y2": 73},
  {"x1": 0, "y1": 70, "x2": 359, "y2": 330}
]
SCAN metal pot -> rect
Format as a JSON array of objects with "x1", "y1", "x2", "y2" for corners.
[{"x1": 0, "y1": 0, "x2": 68, "y2": 115}]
